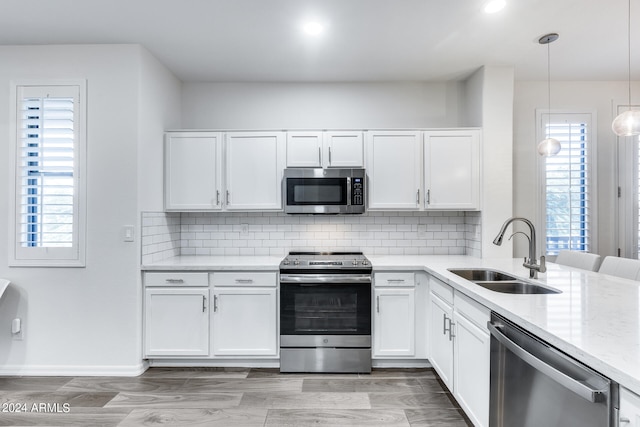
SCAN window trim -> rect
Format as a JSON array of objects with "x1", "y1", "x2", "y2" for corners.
[
  {"x1": 536, "y1": 109, "x2": 598, "y2": 257},
  {"x1": 9, "y1": 80, "x2": 87, "y2": 267}
]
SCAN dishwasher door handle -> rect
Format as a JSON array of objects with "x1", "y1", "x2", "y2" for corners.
[{"x1": 487, "y1": 321, "x2": 608, "y2": 403}]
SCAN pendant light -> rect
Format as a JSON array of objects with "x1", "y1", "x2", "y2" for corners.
[
  {"x1": 612, "y1": 0, "x2": 640, "y2": 136},
  {"x1": 537, "y1": 33, "x2": 561, "y2": 157}
]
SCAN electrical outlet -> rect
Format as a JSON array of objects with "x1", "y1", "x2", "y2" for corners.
[
  {"x1": 241, "y1": 223, "x2": 249, "y2": 235},
  {"x1": 11, "y1": 318, "x2": 23, "y2": 340}
]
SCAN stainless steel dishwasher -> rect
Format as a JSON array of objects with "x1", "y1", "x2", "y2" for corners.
[{"x1": 488, "y1": 313, "x2": 619, "y2": 427}]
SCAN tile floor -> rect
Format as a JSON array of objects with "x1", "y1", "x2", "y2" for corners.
[{"x1": 0, "y1": 368, "x2": 472, "y2": 426}]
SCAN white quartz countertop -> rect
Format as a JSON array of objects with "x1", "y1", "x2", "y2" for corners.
[
  {"x1": 142, "y1": 254, "x2": 640, "y2": 395},
  {"x1": 141, "y1": 255, "x2": 282, "y2": 271}
]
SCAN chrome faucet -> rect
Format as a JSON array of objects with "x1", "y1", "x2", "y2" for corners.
[{"x1": 493, "y1": 217, "x2": 546, "y2": 278}]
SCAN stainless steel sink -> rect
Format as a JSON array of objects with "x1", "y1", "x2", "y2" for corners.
[{"x1": 447, "y1": 268, "x2": 561, "y2": 294}]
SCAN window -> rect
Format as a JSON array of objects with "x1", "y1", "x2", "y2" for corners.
[
  {"x1": 10, "y1": 82, "x2": 86, "y2": 266},
  {"x1": 537, "y1": 111, "x2": 596, "y2": 256}
]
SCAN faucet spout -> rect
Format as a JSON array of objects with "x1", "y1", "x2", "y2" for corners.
[{"x1": 493, "y1": 217, "x2": 546, "y2": 278}]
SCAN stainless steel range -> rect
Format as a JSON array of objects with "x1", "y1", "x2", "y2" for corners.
[{"x1": 279, "y1": 252, "x2": 372, "y2": 373}]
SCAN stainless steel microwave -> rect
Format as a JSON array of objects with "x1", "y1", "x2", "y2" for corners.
[{"x1": 283, "y1": 168, "x2": 365, "y2": 214}]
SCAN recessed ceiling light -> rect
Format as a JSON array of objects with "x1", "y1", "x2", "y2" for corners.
[
  {"x1": 302, "y1": 21, "x2": 324, "y2": 36},
  {"x1": 483, "y1": 0, "x2": 506, "y2": 13}
]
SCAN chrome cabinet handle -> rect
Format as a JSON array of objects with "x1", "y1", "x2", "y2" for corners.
[
  {"x1": 202, "y1": 296, "x2": 206, "y2": 312},
  {"x1": 318, "y1": 147, "x2": 322, "y2": 165},
  {"x1": 620, "y1": 417, "x2": 630, "y2": 424},
  {"x1": 376, "y1": 295, "x2": 380, "y2": 313},
  {"x1": 235, "y1": 279, "x2": 254, "y2": 284},
  {"x1": 387, "y1": 279, "x2": 405, "y2": 283},
  {"x1": 426, "y1": 189, "x2": 431, "y2": 205},
  {"x1": 443, "y1": 314, "x2": 449, "y2": 335},
  {"x1": 165, "y1": 279, "x2": 184, "y2": 284},
  {"x1": 226, "y1": 190, "x2": 230, "y2": 205},
  {"x1": 213, "y1": 295, "x2": 218, "y2": 312},
  {"x1": 449, "y1": 320, "x2": 455, "y2": 341},
  {"x1": 416, "y1": 189, "x2": 420, "y2": 205},
  {"x1": 216, "y1": 190, "x2": 220, "y2": 206},
  {"x1": 328, "y1": 146, "x2": 332, "y2": 165}
]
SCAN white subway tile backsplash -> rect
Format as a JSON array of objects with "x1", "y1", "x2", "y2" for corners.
[{"x1": 141, "y1": 210, "x2": 483, "y2": 260}]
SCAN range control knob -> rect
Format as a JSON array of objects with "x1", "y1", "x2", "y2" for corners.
[
  {"x1": 283, "y1": 260, "x2": 290, "y2": 265},
  {"x1": 352, "y1": 259, "x2": 358, "y2": 265},
  {"x1": 294, "y1": 260, "x2": 300, "y2": 265},
  {"x1": 362, "y1": 260, "x2": 369, "y2": 266}
]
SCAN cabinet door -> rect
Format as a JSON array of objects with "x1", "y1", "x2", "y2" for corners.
[
  {"x1": 453, "y1": 310, "x2": 490, "y2": 427},
  {"x1": 144, "y1": 288, "x2": 209, "y2": 357},
  {"x1": 366, "y1": 131, "x2": 422, "y2": 210},
  {"x1": 286, "y1": 131, "x2": 323, "y2": 167},
  {"x1": 621, "y1": 387, "x2": 640, "y2": 427},
  {"x1": 429, "y1": 292, "x2": 454, "y2": 389},
  {"x1": 324, "y1": 131, "x2": 364, "y2": 168},
  {"x1": 424, "y1": 130, "x2": 480, "y2": 210},
  {"x1": 225, "y1": 132, "x2": 285, "y2": 210},
  {"x1": 373, "y1": 288, "x2": 415, "y2": 357},
  {"x1": 165, "y1": 132, "x2": 222, "y2": 210},
  {"x1": 212, "y1": 288, "x2": 278, "y2": 356}
]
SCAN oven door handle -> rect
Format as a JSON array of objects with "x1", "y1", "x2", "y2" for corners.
[{"x1": 280, "y1": 274, "x2": 372, "y2": 284}]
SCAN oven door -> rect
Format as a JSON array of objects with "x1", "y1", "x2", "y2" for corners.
[{"x1": 280, "y1": 274, "x2": 372, "y2": 336}]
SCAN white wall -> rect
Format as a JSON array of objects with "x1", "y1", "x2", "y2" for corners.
[
  {"x1": 514, "y1": 80, "x2": 625, "y2": 258},
  {"x1": 181, "y1": 81, "x2": 465, "y2": 129},
  {"x1": 0, "y1": 44, "x2": 181, "y2": 375}
]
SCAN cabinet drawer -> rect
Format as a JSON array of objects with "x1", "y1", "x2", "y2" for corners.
[
  {"x1": 211, "y1": 271, "x2": 277, "y2": 287},
  {"x1": 454, "y1": 291, "x2": 490, "y2": 330},
  {"x1": 374, "y1": 272, "x2": 415, "y2": 287},
  {"x1": 430, "y1": 276, "x2": 454, "y2": 304},
  {"x1": 145, "y1": 272, "x2": 209, "y2": 287}
]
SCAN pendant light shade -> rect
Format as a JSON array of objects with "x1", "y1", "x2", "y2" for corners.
[
  {"x1": 537, "y1": 138, "x2": 562, "y2": 156},
  {"x1": 612, "y1": 110, "x2": 640, "y2": 136},
  {"x1": 612, "y1": 0, "x2": 640, "y2": 136},
  {"x1": 538, "y1": 33, "x2": 560, "y2": 157}
]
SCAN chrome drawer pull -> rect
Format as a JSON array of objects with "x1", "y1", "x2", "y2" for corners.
[{"x1": 165, "y1": 279, "x2": 184, "y2": 284}]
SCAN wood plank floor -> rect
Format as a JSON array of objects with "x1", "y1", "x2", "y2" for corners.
[{"x1": 0, "y1": 368, "x2": 473, "y2": 426}]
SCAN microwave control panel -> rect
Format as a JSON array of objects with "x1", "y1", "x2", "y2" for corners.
[{"x1": 352, "y1": 177, "x2": 364, "y2": 206}]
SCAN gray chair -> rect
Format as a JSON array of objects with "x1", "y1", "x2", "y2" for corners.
[
  {"x1": 554, "y1": 250, "x2": 602, "y2": 272},
  {"x1": 598, "y1": 256, "x2": 640, "y2": 280}
]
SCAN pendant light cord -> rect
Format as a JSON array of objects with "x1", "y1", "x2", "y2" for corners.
[
  {"x1": 628, "y1": 0, "x2": 632, "y2": 107},
  {"x1": 547, "y1": 39, "x2": 552, "y2": 114}
]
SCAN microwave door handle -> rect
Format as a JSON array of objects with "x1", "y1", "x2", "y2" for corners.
[{"x1": 347, "y1": 177, "x2": 352, "y2": 206}]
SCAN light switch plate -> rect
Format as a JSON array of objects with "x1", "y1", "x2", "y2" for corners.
[{"x1": 123, "y1": 225, "x2": 135, "y2": 242}]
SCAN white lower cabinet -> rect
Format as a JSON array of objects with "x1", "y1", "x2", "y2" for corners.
[
  {"x1": 621, "y1": 387, "x2": 640, "y2": 426},
  {"x1": 453, "y1": 293, "x2": 490, "y2": 427},
  {"x1": 429, "y1": 275, "x2": 490, "y2": 427},
  {"x1": 429, "y1": 290, "x2": 454, "y2": 388},
  {"x1": 211, "y1": 272, "x2": 278, "y2": 357},
  {"x1": 212, "y1": 287, "x2": 278, "y2": 356},
  {"x1": 143, "y1": 270, "x2": 278, "y2": 360},
  {"x1": 144, "y1": 287, "x2": 210, "y2": 357},
  {"x1": 373, "y1": 272, "x2": 427, "y2": 359}
]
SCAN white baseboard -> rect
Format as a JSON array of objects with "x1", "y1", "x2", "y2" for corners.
[
  {"x1": 0, "y1": 361, "x2": 149, "y2": 377},
  {"x1": 148, "y1": 359, "x2": 279, "y2": 368},
  {"x1": 372, "y1": 359, "x2": 431, "y2": 369}
]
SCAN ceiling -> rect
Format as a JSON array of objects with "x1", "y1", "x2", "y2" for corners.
[{"x1": 0, "y1": 0, "x2": 635, "y2": 82}]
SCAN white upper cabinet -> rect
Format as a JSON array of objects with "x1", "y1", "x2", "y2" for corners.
[
  {"x1": 165, "y1": 132, "x2": 223, "y2": 211},
  {"x1": 286, "y1": 132, "x2": 323, "y2": 167},
  {"x1": 366, "y1": 131, "x2": 422, "y2": 210},
  {"x1": 423, "y1": 129, "x2": 481, "y2": 210},
  {"x1": 286, "y1": 131, "x2": 364, "y2": 168},
  {"x1": 225, "y1": 132, "x2": 285, "y2": 210},
  {"x1": 324, "y1": 131, "x2": 364, "y2": 167}
]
